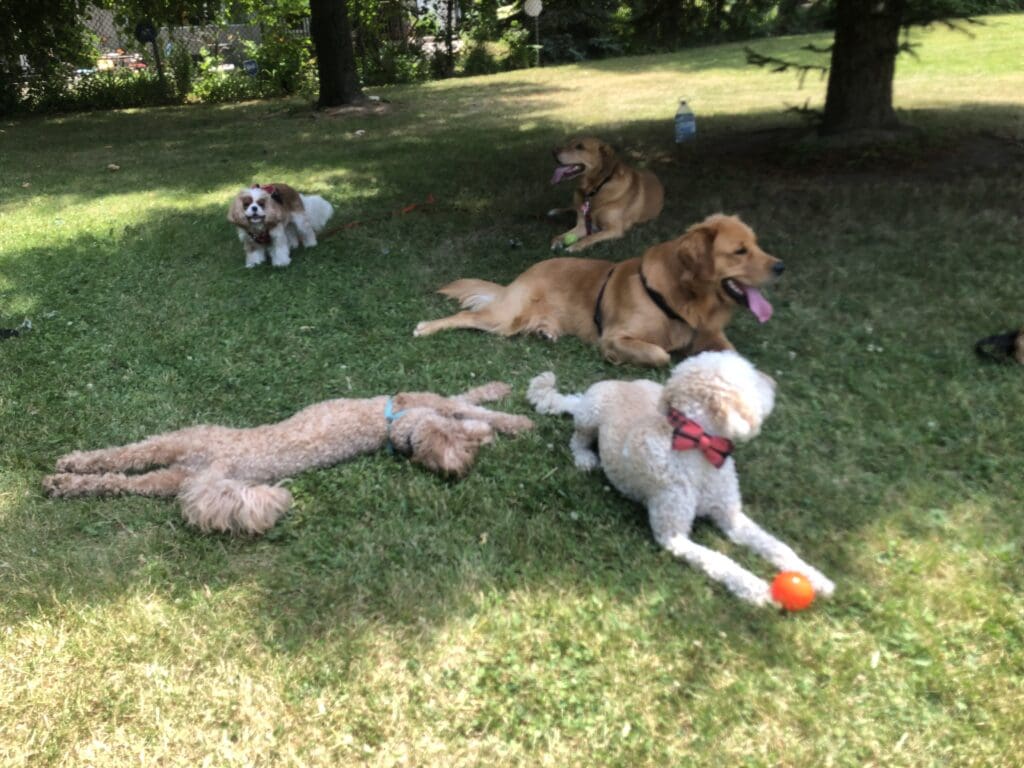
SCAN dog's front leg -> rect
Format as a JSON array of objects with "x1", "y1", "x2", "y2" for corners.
[
  {"x1": 551, "y1": 214, "x2": 588, "y2": 251},
  {"x1": 268, "y1": 226, "x2": 292, "y2": 267},
  {"x1": 243, "y1": 240, "x2": 267, "y2": 268},
  {"x1": 564, "y1": 226, "x2": 625, "y2": 253},
  {"x1": 659, "y1": 533, "x2": 775, "y2": 606},
  {"x1": 689, "y1": 328, "x2": 735, "y2": 354},
  {"x1": 650, "y1": 494, "x2": 774, "y2": 606},
  {"x1": 715, "y1": 505, "x2": 835, "y2": 598}
]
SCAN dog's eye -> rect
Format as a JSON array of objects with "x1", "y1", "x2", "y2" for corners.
[
  {"x1": 242, "y1": 196, "x2": 252, "y2": 206},
  {"x1": 734, "y1": 247, "x2": 748, "y2": 255}
]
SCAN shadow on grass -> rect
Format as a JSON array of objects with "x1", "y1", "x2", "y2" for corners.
[{"x1": 1, "y1": 98, "x2": 1023, "y2": 672}]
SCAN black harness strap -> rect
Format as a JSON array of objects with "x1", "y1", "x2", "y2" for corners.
[
  {"x1": 580, "y1": 167, "x2": 618, "y2": 235},
  {"x1": 639, "y1": 268, "x2": 687, "y2": 325},
  {"x1": 592, "y1": 267, "x2": 616, "y2": 337},
  {"x1": 583, "y1": 166, "x2": 617, "y2": 200},
  {"x1": 975, "y1": 330, "x2": 1022, "y2": 363}
]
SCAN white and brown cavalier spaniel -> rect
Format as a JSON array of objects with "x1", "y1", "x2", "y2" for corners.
[{"x1": 228, "y1": 183, "x2": 334, "y2": 267}]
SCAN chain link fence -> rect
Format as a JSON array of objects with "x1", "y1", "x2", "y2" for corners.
[{"x1": 1, "y1": 6, "x2": 312, "y2": 113}]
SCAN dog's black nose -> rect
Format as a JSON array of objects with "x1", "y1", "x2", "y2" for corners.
[{"x1": 772, "y1": 261, "x2": 785, "y2": 276}]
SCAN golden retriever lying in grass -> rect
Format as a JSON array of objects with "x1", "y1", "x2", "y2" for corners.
[
  {"x1": 414, "y1": 214, "x2": 783, "y2": 367},
  {"x1": 548, "y1": 137, "x2": 664, "y2": 252}
]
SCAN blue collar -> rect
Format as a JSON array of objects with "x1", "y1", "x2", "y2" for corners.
[{"x1": 384, "y1": 397, "x2": 406, "y2": 453}]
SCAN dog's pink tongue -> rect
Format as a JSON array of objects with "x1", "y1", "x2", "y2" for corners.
[
  {"x1": 744, "y1": 287, "x2": 773, "y2": 323},
  {"x1": 551, "y1": 165, "x2": 575, "y2": 185}
]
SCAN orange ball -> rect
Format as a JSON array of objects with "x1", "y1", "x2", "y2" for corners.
[{"x1": 771, "y1": 571, "x2": 815, "y2": 611}]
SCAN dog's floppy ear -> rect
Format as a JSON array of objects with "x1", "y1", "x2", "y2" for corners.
[
  {"x1": 642, "y1": 225, "x2": 715, "y2": 292},
  {"x1": 227, "y1": 192, "x2": 249, "y2": 226},
  {"x1": 261, "y1": 192, "x2": 285, "y2": 226},
  {"x1": 674, "y1": 225, "x2": 716, "y2": 284},
  {"x1": 597, "y1": 141, "x2": 617, "y2": 175},
  {"x1": 706, "y1": 387, "x2": 760, "y2": 441},
  {"x1": 392, "y1": 410, "x2": 493, "y2": 477}
]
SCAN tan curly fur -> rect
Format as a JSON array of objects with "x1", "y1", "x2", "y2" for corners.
[{"x1": 43, "y1": 382, "x2": 533, "y2": 535}]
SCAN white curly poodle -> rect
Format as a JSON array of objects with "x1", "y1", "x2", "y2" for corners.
[{"x1": 528, "y1": 351, "x2": 834, "y2": 607}]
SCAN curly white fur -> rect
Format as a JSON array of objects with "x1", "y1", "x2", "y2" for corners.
[{"x1": 528, "y1": 351, "x2": 834, "y2": 607}]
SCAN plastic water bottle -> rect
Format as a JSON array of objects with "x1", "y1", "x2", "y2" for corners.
[{"x1": 674, "y1": 99, "x2": 696, "y2": 143}]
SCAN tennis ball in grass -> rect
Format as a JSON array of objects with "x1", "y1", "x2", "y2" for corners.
[
  {"x1": 770, "y1": 571, "x2": 815, "y2": 611},
  {"x1": 563, "y1": 233, "x2": 579, "y2": 246}
]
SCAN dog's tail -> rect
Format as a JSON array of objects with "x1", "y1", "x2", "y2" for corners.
[
  {"x1": 438, "y1": 278, "x2": 506, "y2": 310},
  {"x1": 527, "y1": 371, "x2": 582, "y2": 416},
  {"x1": 300, "y1": 194, "x2": 335, "y2": 232},
  {"x1": 180, "y1": 471, "x2": 293, "y2": 535}
]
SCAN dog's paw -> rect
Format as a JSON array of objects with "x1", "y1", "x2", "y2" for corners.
[
  {"x1": 474, "y1": 381, "x2": 511, "y2": 400},
  {"x1": 755, "y1": 583, "x2": 781, "y2": 608},
  {"x1": 573, "y1": 450, "x2": 600, "y2": 472},
  {"x1": 810, "y1": 574, "x2": 836, "y2": 599},
  {"x1": 55, "y1": 451, "x2": 93, "y2": 473},
  {"x1": 550, "y1": 236, "x2": 566, "y2": 252},
  {"x1": 42, "y1": 473, "x2": 77, "y2": 497},
  {"x1": 271, "y1": 256, "x2": 292, "y2": 268},
  {"x1": 413, "y1": 321, "x2": 431, "y2": 337},
  {"x1": 500, "y1": 415, "x2": 534, "y2": 434}
]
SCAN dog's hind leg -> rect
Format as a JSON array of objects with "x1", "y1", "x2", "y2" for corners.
[
  {"x1": 291, "y1": 213, "x2": 318, "y2": 247},
  {"x1": 55, "y1": 434, "x2": 192, "y2": 474},
  {"x1": 716, "y1": 508, "x2": 835, "y2": 598},
  {"x1": 413, "y1": 307, "x2": 512, "y2": 338},
  {"x1": 43, "y1": 467, "x2": 188, "y2": 499}
]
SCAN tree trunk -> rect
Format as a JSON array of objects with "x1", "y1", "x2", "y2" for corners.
[
  {"x1": 443, "y1": 0, "x2": 455, "y2": 77},
  {"x1": 310, "y1": 0, "x2": 363, "y2": 108},
  {"x1": 821, "y1": 0, "x2": 904, "y2": 135}
]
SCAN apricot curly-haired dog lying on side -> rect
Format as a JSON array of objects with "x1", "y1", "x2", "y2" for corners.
[
  {"x1": 43, "y1": 383, "x2": 533, "y2": 535},
  {"x1": 528, "y1": 351, "x2": 834, "y2": 607},
  {"x1": 414, "y1": 214, "x2": 783, "y2": 367},
  {"x1": 548, "y1": 136, "x2": 664, "y2": 252}
]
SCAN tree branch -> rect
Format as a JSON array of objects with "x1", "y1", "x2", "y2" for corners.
[{"x1": 744, "y1": 46, "x2": 829, "y2": 89}]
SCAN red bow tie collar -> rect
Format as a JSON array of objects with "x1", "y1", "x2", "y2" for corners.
[{"x1": 667, "y1": 408, "x2": 734, "y2": 469}]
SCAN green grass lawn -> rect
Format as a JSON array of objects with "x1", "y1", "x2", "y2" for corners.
[{"x1": 2, "y1": 13, "x2": 1024, "y2": 767}]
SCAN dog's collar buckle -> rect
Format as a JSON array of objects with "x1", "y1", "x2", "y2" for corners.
[{"x1": 384, "y1": 397, "x2": 407, "y2": 454}]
